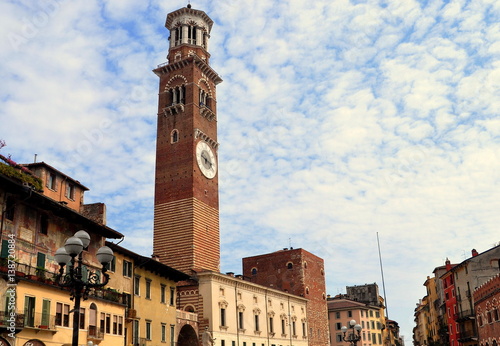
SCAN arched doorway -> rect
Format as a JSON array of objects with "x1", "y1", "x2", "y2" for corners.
[{"x1": 177, "y1": 324, "x2": 198, "y2": 346}]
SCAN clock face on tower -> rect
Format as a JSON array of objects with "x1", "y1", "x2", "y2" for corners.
[{"x1": 196, "y1": 141, "x2": 217, "y2": 179}]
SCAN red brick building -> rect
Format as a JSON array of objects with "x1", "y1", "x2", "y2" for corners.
[
  {"x1": 242, "y1": 248, "x2": 330, "y2": 346},
  {"x1": 441, "y1": 259, "x2": 459, "y2": 346},
  {"x1": 474, "y1": 274, "x2": 500, "y2": 346},
  {"x1": 152, "y1": 5, "x2": 222, "y2": 274}
]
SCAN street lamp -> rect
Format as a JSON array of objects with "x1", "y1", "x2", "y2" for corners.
[
  {"x1": 341, "y1": 319, "x2": 362, "y2": 346},
  {"x1": 55, "y1": 230, "x2": 114, "y2": 346}
]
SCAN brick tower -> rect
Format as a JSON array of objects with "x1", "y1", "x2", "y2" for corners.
[
  {"x1": 242, "y1": 248, "x2": 330, "y2": 346},
  {"x1": 152, "y1": 4, "x2": 222, "y2": 274}
]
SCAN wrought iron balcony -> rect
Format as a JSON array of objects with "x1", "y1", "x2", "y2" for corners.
[{"x1": 0, "y1": 310, "x2": 25, "y2": 334}]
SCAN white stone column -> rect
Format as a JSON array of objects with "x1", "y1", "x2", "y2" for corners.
[
  {"x1": 182, "y1": 25, "x2": 188, "y2": 44},
  {"x1": 196, "y1": 28, "x2": 202, "y2": 47}
]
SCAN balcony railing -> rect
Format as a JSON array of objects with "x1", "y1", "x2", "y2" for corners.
[
  {"x1": 88, "y1": 326, "x2": 105, "y2": 340},
  {"x1": 22, "y1": 312, "x2": 56, "y2": 331},
  {"x1": 455, "y1": 309, "x2": 475, "y2": 321},
  {"x1": 457, "y1": 330, "x2": 477, "y2": 342},
  {"x1": 0, "y1": 262, "x2": 127, "y2": 305},
  {"x1": 176, "y1": 310, "x2": 198, "y2": 323},
  {"x1": 133, "y1": 337, "x2": 151, "y2": 346},
  {"x1": 0, "y1": 310, "x2": 25, "y2": 333}
]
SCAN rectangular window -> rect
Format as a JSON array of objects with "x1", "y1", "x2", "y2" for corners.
[
  {"x1": 336, "y1": 333, "x2": 343, "y2": 342},
  {"x1": 161, "y1": 284, "x2": 166, "y2": 303},
  {"x1": 5, "y1": 197, "x2": 15, "y2": 221},
  {"x1": 146, "y1": 279, "x2": 151, "y2": 299},
  {"x1": 113, "y1": 315, "x2": 118, "y2": 334},
  {"x1": 221, "y1": 340, "x2": 225, "y2": 346},
  {"x1": 170, "y1": 287, "x2": 175, "y2": 305},
  {"x1": 39, "y1": 214, "x2": 48, "y2": 235},
  {"x1": 269, "y1": 317, "x2": 274, "y2": 333},
  {"x1": 134, "y1": 276, "x2": 140, "y2": 296},
  {"x1": 55, "y1": 303, "x2": 62, "y2": 326},
  {"x1": 239, "y1": 311, "x2": 244, "y2": 329},
  {"x1": 255, "y1": 314, "x2": 259, "y2": 331},
  {"x1": 336, "y1": 322, "x2": 341, "y2": 330},
  {"x1": 133, "y1": 320, "x2": 139, "y2": 344},
  {"x1": 124, "y1": 293, "x2": 132, "y2": 309},
  {"x1": 66, "y1": 182, "x2": 75, "y2": 200},
  {"x1": 63, "y1": 304, "x2": 70, "y2": 327},
  {"x1": 302, "y1": 322, "x2": 306, "y2": 337},
  {"x1": 108, "y1": 256, "x2": 116, "y2": 272},
  {"x1": 105, "y1": 314, "x2": 111, "y2": 334},
  {"x1": 336, "y1": 312, "x2": 340, "y2": 319},
  {"x1": 146, "y1": 321, "x2": 152, "y2": 340},
  {"x1": 292, "y1": 321, "x2": 296, "y2": 336},
  {"x1": 100, "y1": 313, "x2": 105, "y2": 334},
  {"x1": 47, "y1": 172, "x2": 57, "y2": 190},
  {"x1": 123, "y1": 260, "x2": 132, "y2": 277},
  {"x1": 170, "y1": 325, "x2": 175, "y2": 346},
  {"x1": 79, "y1": 308, "x2": 85, "y2": 329},
  {"x1": 24, "y1": 296, "x2": 35, "y2": 327},
  {"x1": 220, "y1": 308, "x2": 226, "y2": 326},
  {"x1": 281, "y1": 319, "x2": 286, "y2": 335},
  {"x1": 348, "y1": 310, "x2": 352, "y2": 317},
  {"x1": 118, "y1": 316, "x2": 123, "y2": 335},
  {"x1": 162, "y1": 324, "x2": 166, "y2": 342}
]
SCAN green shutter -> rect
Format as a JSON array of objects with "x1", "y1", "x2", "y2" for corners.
[
  {"x1": 41, "y1": 299, "x2": 50, "y2": 326},
  {"x1": 36, "y1": 252, "x2": 46, "y2": 269},
  {"x1": 1, "y1": 240, "x2": 8, "y2": 258}
]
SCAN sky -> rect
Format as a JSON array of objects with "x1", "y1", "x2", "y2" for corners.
[{"x1": 1, "y1": 0, "x2": 499, "y2": 341}]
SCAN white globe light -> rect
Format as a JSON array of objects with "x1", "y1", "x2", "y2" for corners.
[
  {"x1": 64, "y1": 236, "x2": 84, "y2": 257},
  {"x1": 74, "y1": 230, "x2": 91, "y2": 248},
  {"x1": 96, "y1": 246, "x2": 114, "y2": 265},
  {"x1": 54, "y1": 247, "x2": 71, "y2": 265}
]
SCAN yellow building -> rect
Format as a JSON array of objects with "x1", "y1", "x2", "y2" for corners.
[
  {"x1": 0, "y1": 160, "x2": 127, "y2": 346},
  {"x1": 327, "y1": 295, "x2": 386, "y2": 346},
  {"x1": 105, "y1": 242, "x2": 190, "y2": 346}
]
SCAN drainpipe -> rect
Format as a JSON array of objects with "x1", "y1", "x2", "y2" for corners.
[
  {"x1": 265, "y1": 290, "x2": 270, "y2": 346},
  {"x1": 235, "y1": 282, "x2": 239, "y2": 346},
  {"x1": 288, "y1": 296, "x2": 292, "y2": 346}
]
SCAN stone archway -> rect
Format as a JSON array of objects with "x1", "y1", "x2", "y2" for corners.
[{"x1": 177, "y1": 324, "x2": 198, "y2": 346}]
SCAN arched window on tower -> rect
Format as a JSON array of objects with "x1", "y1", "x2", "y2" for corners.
[
  {"x1": 199, "y1": 89, "x2": 208, "y2": 107},
  {"x1": 174, "y1": 26, "x2": 183, "y2": 46},
  {"x1": 170, "y1": 86, "x2": 186, "y2": 105},
  {"x1": 188, "y1": 25, "x2": 197, "y2": 45},
  {"x1": 171, "y1": 130, "x2": 179, "y2": 144}
]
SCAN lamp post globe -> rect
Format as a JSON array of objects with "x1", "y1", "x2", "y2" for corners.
[
  {"x1": 56, "y1": 230, "x2": 113, "y2": 346},
  {"x1": 341, "y1": 319, "x2": 362, "y2": 346}
]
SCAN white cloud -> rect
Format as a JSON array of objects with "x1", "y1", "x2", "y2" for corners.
[{"x1": 1, "y1": 0, "x2": 499, "y2": 341}]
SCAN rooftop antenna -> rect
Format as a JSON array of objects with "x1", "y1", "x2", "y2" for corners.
[
  {"x1": 34, "y1": 154, "x2": 37, "y2": 163},
  {"x1": 377, "y1": 232, "x2": 389, "y2": 318}
]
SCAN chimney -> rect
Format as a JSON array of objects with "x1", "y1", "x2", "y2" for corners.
[{"x1": 471, "y1": 249, "x2": 479, "y2": 257}]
